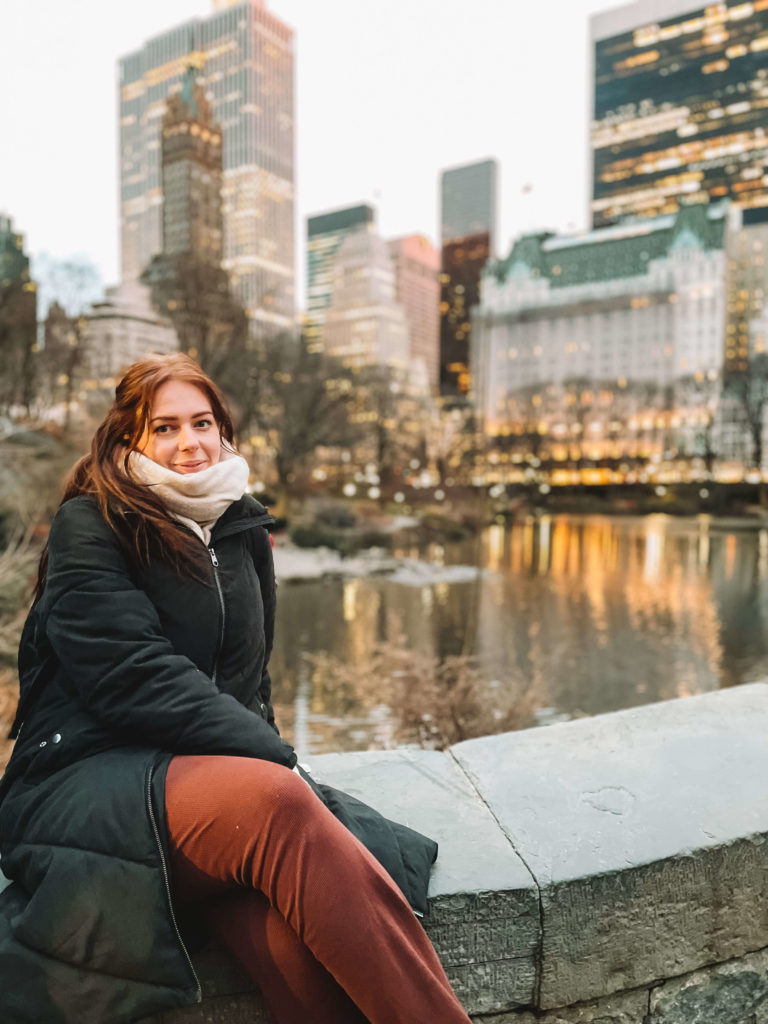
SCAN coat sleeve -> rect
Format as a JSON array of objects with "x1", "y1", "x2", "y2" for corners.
[
  {"x1": 249, "y1": 525, "x2": 279, "y2": 731},
  {"x1": 41, "y1": 498, "x2": 296, "y2": 767}
]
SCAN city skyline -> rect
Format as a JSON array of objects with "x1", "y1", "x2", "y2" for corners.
[{"x1": 1, "y1": 0, "x2": 610, "y2": 309}]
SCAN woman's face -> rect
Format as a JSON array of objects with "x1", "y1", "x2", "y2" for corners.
[{"x1": 138, "y1": 379, "x2": 222, "y2": 474}]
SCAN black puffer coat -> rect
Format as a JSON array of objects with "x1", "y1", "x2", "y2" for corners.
[{"x1": 0, "y1": 495, "x2": 437, "y2": 1024}]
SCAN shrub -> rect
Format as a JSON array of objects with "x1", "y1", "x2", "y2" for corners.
[
  {"x1": 304, "y1": 642, "x2": 535, "y2": 751},
  {"x1": 290, "y1": 525, "x2": 345, "y2": 551},
  {"x1": 314, "y1": 506, "x2": 357, "y2": 530}
]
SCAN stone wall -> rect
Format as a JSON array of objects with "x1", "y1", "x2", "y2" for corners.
[{"x1": 7, "y1": 683, "x2": 768, "y2": 1022}]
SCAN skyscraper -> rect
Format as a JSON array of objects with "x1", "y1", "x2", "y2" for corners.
[
  {"x1": 305, "y1": 205, "x2": 375, "y2": 350},
  {"x1": 160, "y1": 67, "x2": 223, "y2": 265},
  {"x1": 388, "y1": 235, "x2": 440, "y2": 394},
  {"x1": 439, "y1": 159, "x2": 498, "y2": 400},
  {"x1": 323, "y1": 227, "x2": 409, "y2": 370},
  {"x1": 591, "y1": 0, "x2": 768, "y2": 229},
  {"x1": 119, "y1": 0, "x2": 294, "y2": 334}
]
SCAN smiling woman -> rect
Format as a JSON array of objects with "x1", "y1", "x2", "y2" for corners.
[
  {"x1": 0, "y1": 352, "x2": 473, "y2": 1024},
  {"x1": 139, "y1": 379, "x2": 223, "y2": 474}
]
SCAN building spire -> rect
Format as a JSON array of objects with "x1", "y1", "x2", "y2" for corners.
[{"x1": 179, "y1": 65, "x2": 199, "y2": 120}]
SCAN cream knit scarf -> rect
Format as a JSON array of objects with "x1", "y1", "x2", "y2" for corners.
[{"x1": 126, "y1": 448, "x2": 250, "y2": 546}]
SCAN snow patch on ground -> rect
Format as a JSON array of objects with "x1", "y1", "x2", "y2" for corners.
[{"x1": 273, "y1": 544, "x2": 484, "y2": 585}]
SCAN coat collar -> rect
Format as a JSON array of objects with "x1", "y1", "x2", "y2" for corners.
[{"x1": 210, "y1": 494, "x2": 274, "y2": 542}]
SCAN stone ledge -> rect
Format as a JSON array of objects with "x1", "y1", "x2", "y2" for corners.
[
  {"x1": 4, "y1": 683, "x2": 768, "y2": 1022},
  {"x1": 451, "y1": 683, "x2": 768, "y2": 1009}
]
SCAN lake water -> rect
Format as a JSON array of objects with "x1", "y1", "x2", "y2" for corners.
[{"x1": 269, "y1": 515, "x2": 768, "y2": 755}]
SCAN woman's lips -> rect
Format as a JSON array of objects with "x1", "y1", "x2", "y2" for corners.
[{"x1": 175, "y1": 460, "x2": 207, "y2": 472}]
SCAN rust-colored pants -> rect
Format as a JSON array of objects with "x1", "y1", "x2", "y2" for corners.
[{"x1": 165, "y1": 755, "x2": 472, "y2": 1024}]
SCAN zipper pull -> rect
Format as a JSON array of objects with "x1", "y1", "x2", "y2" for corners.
[{"x1": 209, "y1": 547, "x2": 219, "y2": 567}]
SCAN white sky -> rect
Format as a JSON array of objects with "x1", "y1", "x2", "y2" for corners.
[{"x1": 0, "y1": 0, "x2": 614, "y2": 307}]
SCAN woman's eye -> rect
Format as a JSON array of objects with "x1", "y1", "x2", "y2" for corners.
[
  {"x1": 153, "y1": 424, "x2": 171, "y2": 434},
  {"x1": 195, "y1": 419, "x2": 213, "y2": 428}
]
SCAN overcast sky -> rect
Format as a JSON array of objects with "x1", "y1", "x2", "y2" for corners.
[{"x1": 0, "y1": 0, "x2": 613, "y2": 306}]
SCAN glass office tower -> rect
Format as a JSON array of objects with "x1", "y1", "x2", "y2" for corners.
[
  {"x1": 439, "y1": 159, "x2": 497, "y2": 400},
  {"x1": 591, "y1": 0, "x2": 768, "y2": 229},
  {"x1": 305, "y1": 204, "x2": 375, "y2": 350},
  {"x1": 119, "y1": 0, "x2": 294, "y2": 334}
]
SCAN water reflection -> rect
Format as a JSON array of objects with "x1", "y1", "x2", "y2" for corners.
[{"x1": 271, "y1": 515, "x2": 768, "y2": 755}]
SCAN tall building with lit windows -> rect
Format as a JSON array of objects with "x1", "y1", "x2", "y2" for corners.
[
  {"x1": 160, "y1": 67, "x2": 224, "y2": 264},
  {"x1": 590, "y1": 0, "x2": 768, "y2": 229},
  {"x1": 439, "y1": 159, "x2": 498, "y2": 401},
  {"x1": 305, "y1": 204, "x2": 375, "y2": 350},
  {"x1": 119, "y1": 0, "x2": 294, "y2": 334},
  {"x1": 388, "y1": 235, "x2": 440, "y2": 394}
]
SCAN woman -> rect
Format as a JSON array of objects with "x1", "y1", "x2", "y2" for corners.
[{"x1": 0, "y1": 354, "x2": 472, "y2": 1024}]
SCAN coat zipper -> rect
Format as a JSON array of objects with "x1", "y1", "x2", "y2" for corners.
[
  {"x1": 208, "y1": 546, "x2": 225, "y2": 686},
  {"x1": 145, "y1": 762, "x2": 201, "y2": 1003}
]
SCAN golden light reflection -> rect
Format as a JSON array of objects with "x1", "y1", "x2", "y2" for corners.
[
  {"x1": 583, "y1": 521, "x2": 610, "y2": 643},
  {"x1": 522, "y1": 519, "x2": 535, "y2": 572},
  {"x1": 643, "y1": 516, "x2": 666, "y2": 581},
  {"x1": 725, "y1": 534, "x2": 737, "y2": 579},
  {"x1": 759, "y1": 530, "x2": 768, "y2": 578},
  {"x1": 487, "y1": 524, "x2": 504, "y2": 573},
  {"x1": 343, "y1": 580, "x2": 358, "y2": 623},
  {"x1": 551, "y1": 519, "x2": 570, "y2": 577}
]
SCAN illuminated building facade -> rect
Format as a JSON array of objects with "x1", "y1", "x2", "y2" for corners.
[
  {"x1": 439, "y1": 159, "x2": 497, "y2": 401},
  {"x1": 387, "y1": 235, "x2": 440, "y2": 394},
  {"x1": 119, "y1": 0, "x2": 294, "y2": 334},
  {"x1": 591, "y1": 0, "x2": 768, "y2": 229},
  {"x1": 472, "y1": 203, "x2": 729, "y2": 478},
  {"x1": 161, "y1": 68, "x2": 223, "y2": 264},
  {"x1": 306, "y1": 205, "x2": 375, "y2": 350}
]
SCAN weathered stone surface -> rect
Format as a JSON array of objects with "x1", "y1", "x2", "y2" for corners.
[
  {"x1": 135, "y1": 949, "x2": 266, "y2": 1023},
  {"x1": 452, "y1": 684, "x2": 768, "y2": 1010},
  {"x1": 649, "y1": 945, "x2": 768, "y2": 1024},
  {"x1": 190, "y1": 946, "x2": 254, "y2": 997},
  {"x1": 154, "y1": 992, "x2": 269, "y2": 1023},
  {"x1": 473, "y1": 985, "x2": 648, "y2": 1022},
  {"x1": 310, "y1": 747, "x2": 540, "y2": 1011}
]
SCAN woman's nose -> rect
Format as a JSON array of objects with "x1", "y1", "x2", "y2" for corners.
[{"x1": 177, "y1": 425, "x2": 198, "y2": 450}]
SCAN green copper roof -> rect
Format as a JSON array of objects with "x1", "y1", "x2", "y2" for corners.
[
  {"x1": 494, "y1": 203, "x2": 727, "y2": 288},
  {"x1": 179, "y1": 66, "x2": 199, "y2": 119}
]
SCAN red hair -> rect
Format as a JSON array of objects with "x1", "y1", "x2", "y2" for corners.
[{"x1": 36, "y1": 354, "x2": 237, "y2": 596}]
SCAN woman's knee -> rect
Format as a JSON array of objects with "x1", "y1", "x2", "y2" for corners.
[{"x1": 259, "y1": 765, "x2": 320, "y2": 819}]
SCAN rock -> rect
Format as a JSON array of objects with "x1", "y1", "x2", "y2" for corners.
[{"x1": 648, "y1": 945, "x2": 768, "y2": 1024}]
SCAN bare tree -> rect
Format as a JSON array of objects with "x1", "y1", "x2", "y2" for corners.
[
  {"x1": 350, "y1": 363, "x2": 433, "y2": 496},
  {"x1": 32, "y1": 257, "x2": 102, "y2": 426},
  {"x1": 727, "y1": 353, "x2": 768, "y2": 472},
  {"x1": 247, "y1": 332, "x2": 356, "y2": 501},
  {"x1": 142, "y1": 254, "x2": 248, "y2": 384}
]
